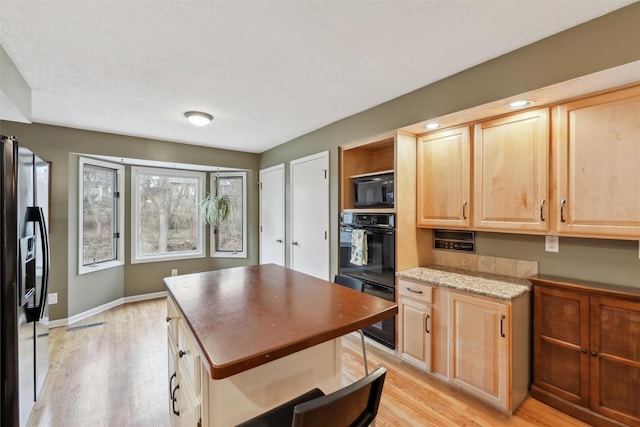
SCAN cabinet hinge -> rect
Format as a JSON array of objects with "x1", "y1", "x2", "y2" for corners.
[
  {"x1": 323, "y1": 169, "x2": 327, "y2": 179},
  {"x1": 114, "y1": 232, "x2": 120, "y2": 239},
  {"x1": 114, "y1": 191, "x2": 120, "y2": 198},
  {"x1": 259, "y1": 182, "x2": 262, "y2": 190}
]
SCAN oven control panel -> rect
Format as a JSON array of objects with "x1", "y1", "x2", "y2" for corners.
[{"x1": 340, "y1": 212, "x2": 394, "y2": 227}]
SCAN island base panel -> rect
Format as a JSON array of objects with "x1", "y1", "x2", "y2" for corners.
[{"x1": 203, "y1": 339, "x2": 342, "y2": 426}]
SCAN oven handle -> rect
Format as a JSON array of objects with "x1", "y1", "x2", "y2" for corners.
[
  {"x1": 341, "y1": 224, "x2": 394, "y2": 231},
  {"x1": 364, "y1": 230, "x2": 394, "y2": 236},
  {"x1": 362, "y1": 283, "x2": 395, "y2": 301},
  {"x1": 341, "y1": 226, "x2": 394, "y2": 236}
]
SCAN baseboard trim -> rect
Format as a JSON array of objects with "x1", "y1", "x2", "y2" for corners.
[{"x1": 49, "y1": 291, "x2": 167, "y2": 328}]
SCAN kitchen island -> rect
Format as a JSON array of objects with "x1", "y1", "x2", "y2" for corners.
[{"x1": 164, "y1": 264, "x2": 397, "y2": 427}]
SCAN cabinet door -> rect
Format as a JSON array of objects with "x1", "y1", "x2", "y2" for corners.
[
  {"x1": 417, "y1": 126, "x2": 471, "y2": 228},
  {"x1": 590, "y1": 296, "x2": 640, "y2": 426},
  {"x1": 174, "y1": 365, "x2": 202, "y2": 427},
  {"x1": 556, "y1": 86, "x2": 640, "y2": 239},
  {"x1": 449, "y1": 292, "x2": 509, "y2": 410},
  {"x1": 474, "y1": 108, "x2": 549, "y2": 232},
  {"x1": 400, "y1": 298, "x2": 432, "y2": 371},
  {"x1": 168, "y1": 334, "x2": 180, "y2": 427},
  {"x1": 533, "y1": 286, "x2": 590, "y2": 407}
]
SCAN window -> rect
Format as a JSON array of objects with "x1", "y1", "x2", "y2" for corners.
[
  {"x1": 78, "y1": 157, "x2": 124, "y2": 274},
  {"x1": 211, "y1": 171, "x2": 247, "y2": 258},
  {"x1": 131, "y1": 167, "x2": 205, "y2": 263}
]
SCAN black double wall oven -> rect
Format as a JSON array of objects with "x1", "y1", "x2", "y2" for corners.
[{"x1": 339, "y1": 212, "x2": 396, "y2": 349}]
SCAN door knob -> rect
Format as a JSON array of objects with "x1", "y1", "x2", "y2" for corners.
[
  {"x1": 292, "y1": 241, "x2": 298, "y2": 246},
  {"x1": 276, "y1": 239, "x2": 283, "y2": 243}
]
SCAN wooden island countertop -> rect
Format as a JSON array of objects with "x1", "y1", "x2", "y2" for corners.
[{"x1": 164, "y1": 264, "x2": 398, "y2": 380}]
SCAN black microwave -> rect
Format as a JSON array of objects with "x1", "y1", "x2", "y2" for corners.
[{"x1": 353, "y1": 173, "x2": 394, "y2": 208}]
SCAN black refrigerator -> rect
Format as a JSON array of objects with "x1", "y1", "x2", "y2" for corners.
[{"x1": 1, "y1": 135, "x2": 51, "y2": 427}]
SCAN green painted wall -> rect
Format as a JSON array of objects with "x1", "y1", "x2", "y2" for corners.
[
  {"x1": 259, "y1": 3, "x2": 640, "y2": 288},
  {"x1": 0, "y1": 122, "x2": 260, "y2": 320}
]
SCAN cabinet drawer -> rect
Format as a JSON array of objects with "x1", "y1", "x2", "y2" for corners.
[
  {"x1": 178, "y1": 320, "x2": 201, "y2": 393},
  {"x1": 398, "y1": 279, "x2": 433, "y2": 303}
]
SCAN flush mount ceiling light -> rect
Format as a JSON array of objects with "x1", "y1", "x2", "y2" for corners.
[
  {"x1": 184, "y1": 111, "x2": 213, "y2": 126},
  {"x1": 425, "y1": 123, "x2": 441, "y2": 130},
  {"x1": 505, "y1": 99, "x2": 533, "y2": 110}
]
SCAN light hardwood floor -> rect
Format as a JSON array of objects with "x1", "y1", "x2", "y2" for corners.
[{"x1": 28, "y1": 298, "x2": 588, "y2": 426}]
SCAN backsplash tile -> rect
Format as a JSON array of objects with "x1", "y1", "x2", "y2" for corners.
[
  {"x1": 431, "y1": 250, "x2": 537, "y2": 279},
  {"x1": 496, "y1": 258, "x2": 517, "y2": 277},
  {"x1": 432, "y1": 250, "x2": 447, "y2": 266},
  {"x1": 516, "y1": 260, "x2": 538, "y2": 278},
  {"x1": 477, "y1": 256, "x2": 496, "y2": 274}
]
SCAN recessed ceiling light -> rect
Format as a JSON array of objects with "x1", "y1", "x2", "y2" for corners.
[
  {"x1": 184, "y1": 111, "x2": 213, "y2": 126},
  {"x1": 425, "y1": 123, "x2": 441, "y2": 130},
  {"x1": 506, "y1": 100, "x2": 533, "y2": 110}
]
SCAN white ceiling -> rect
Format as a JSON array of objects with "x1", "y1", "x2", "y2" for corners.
[{"x1": 0, "y1": 1, "x2": 635, "y2": 153}]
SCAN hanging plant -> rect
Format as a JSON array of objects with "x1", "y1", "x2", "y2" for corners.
[
  {"x1": 201, "y1": 170, "x2": 236, "y2": 226},
  {"x1": 201, "y1": 192, "x2": 235, "y2": 225}
]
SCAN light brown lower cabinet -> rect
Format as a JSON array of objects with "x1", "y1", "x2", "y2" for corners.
[
  {"x1": 531, "y1": 277, "x2": 640, "y2": 427},
  {"x1": 398, "y1": 279, "x2": 530, "y2": 413},
  {"x1": 398, "y1": 279, "x2": 448, "y2": 378}
]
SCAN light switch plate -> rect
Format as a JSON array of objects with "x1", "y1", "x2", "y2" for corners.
[
  {"x1": 545, "y1": 236, "x2": 559, "y2": 253},
  {"x1": 171, "y1": 268, "x2": 178, "y2": 276}
]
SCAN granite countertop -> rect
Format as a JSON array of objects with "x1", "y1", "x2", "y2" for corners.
[{"x1": 396, "y1": 266, "x2": 531, "y2": 300}]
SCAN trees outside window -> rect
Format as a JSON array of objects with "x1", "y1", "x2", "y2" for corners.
[
  {"x1": 79, "y1": 157, "x2": 124, "y2": 274},
  {"x1": 132, "y1": 167, "x2": 205, "y2": 263}
]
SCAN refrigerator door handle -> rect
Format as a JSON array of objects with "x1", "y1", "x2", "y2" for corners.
[{"x1": 24, "y1": 206, "x2": 50, "y2": 323}]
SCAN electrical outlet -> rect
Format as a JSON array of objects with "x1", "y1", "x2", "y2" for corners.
[
  {"x1": 171, "y1": 269, "x2": 178, "y2": 276},
  {"x1": 545, "y1": 235, "x2": 559, "y2": 253},
  {"x1": 49, "y1": 293, "x2": 58, "y2": 304}
]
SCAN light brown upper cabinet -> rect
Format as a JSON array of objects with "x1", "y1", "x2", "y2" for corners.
[
  {"x1": 555, "y1": 85, "x2": 640, "y2": 239},
  {"x1": 473, "y1": 108, "x2": 549, "y2": 233},
  {"x1": 417, "y1": 126, "x2": 471, "y2": 229}
]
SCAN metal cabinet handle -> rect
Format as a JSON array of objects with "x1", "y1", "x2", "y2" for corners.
[
  {"x1": 165, "y1": 316, "x2": 172, "y2": 323},
  {"x1": 171, "y1": 383, "x2": 180, "y2": 416},
  {"x1": 425, "y1": 314, "x2": 430, "y2": 334},
  {"x1": 406, "y1": 287, "x2": 423, "y2": 294},
  {"x1": 591, "y1": 351, "x2": 598, "y2": 357},
  {"x1": 276, "y1": 239, "x2": 283, "y2": 243},
  {"x1": 581, "y1": 348, "x2": 588, "y2": 353},
  {"x1": 178, "y1": 350, "x2": 186, "y2": 358},
  {"x1": 169, "y1": 372, "x2": 176, "y2": 398},
  {"x1": 560, "y1": 199, "x2": 567, "y2": 222},
  {"x1": 540, "y1": 199, "x2": 546, "y2": 222},
  {"x1": 462, "y1": 201, "x2": 468, "y2": 220},
  {"x1": 500, "y1": 314, "x2": 506, "y2": 338}
]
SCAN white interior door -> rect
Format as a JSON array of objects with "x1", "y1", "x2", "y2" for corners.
[
  {"x1": 259, "y1": 164, "x2": 285, "y2": 266},
  {"x1": 290, "y1": 151, "x2": 329, "y2": 280}
]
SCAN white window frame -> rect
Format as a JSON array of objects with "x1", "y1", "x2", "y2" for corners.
[
  {"x1": 211, "y1": 171, "x2": 247, "y2": 258},
  {"x1": 78, "y1": 157, "x2": 125, "y2": 275},
  {"x1": 131, "y1": 166, "x2": 206, "y2": 264}
]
